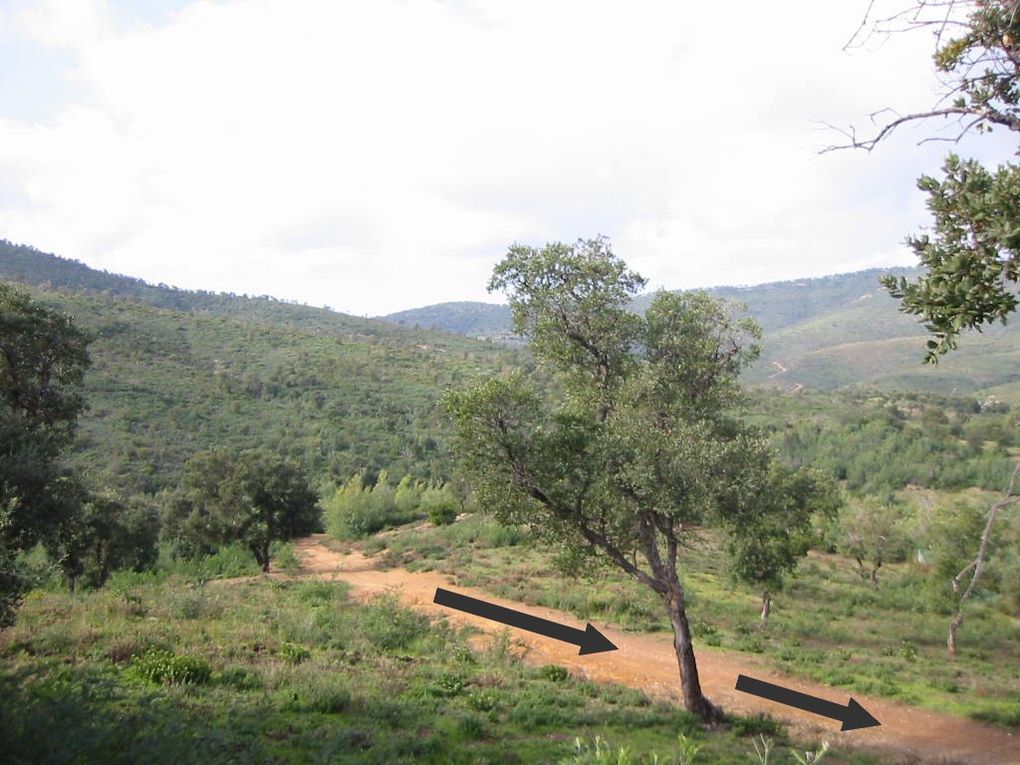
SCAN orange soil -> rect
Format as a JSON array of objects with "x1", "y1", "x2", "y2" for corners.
[{"x1": 288, "y1": 535, "x2": 1018, "y2": 765}]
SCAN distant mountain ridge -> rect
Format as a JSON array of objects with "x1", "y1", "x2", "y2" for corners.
[
  {"x1": 376, "y1": 266, "x2": 1020, "y2": 398},
  {"x1": 380, "y1": 301, "x2": 513, "y2": 339},
  {"x1": 0, "y1": 239, "x2": 406, "y2": 340}
]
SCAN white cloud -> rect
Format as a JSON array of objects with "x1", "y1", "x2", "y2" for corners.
[{"x1": 0, "y1": 0, "x2": 1014, "y2": 313}]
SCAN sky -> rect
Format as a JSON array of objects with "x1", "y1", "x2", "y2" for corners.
[{"x1": 0, "y1": 0, "x2": 1016, "y2": 316}]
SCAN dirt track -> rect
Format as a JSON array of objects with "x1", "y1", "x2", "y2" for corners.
[{"x1": 291, "y1": 535, "x2": 1018, "y2": 765}]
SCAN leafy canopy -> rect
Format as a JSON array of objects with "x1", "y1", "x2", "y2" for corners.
[
  {"x1": 1, "y1": 282, "x2": 90, "y2": 624},
  {"x1": 839, "y1": 1, "x2": 1020, "y2": 360},
  {"x1": 446, "y1": 238, "x2": 830, "y2": 596},
  {"x1": 164, "y1": 449, "x2": 320, "y2": 571}
]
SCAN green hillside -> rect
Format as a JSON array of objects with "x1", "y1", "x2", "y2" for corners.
[
  {"x1": 379, "y1": 265, "x2": 1020, "y2": 397},
  {"x1": 380, "y1": 301, "x2": 514, "y2": 339},
  {"x1": 0, "y1": 241, "x2": 521, "y2": 493}
]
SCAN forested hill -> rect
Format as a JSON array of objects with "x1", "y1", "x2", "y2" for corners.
[
  {"x1": 381, "y1": 301, "x2": 513, "y2": 339},
  {"x1": 0, "y1": 239, "x2": 423, "y2": 339},
  {"x1": 379, "y1": 267, "x2": 1020, "y2": 397},
  {"x1": 0, "y1": 240, "x2": 521, "y2": 493}
]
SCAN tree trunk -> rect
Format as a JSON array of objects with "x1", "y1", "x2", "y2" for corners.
[
  {"x1": 258, "y1": 541, "x2": 271, "y2": 573},
  {"x1": 948, "y1": 608, "x2": 963, "y2": 657},
  {"x1": 759, "y1": 590, "x2": 771, "y2": 626},
  {"x1": 665, "y1": 589, "x2": 725, "y2": 725}
]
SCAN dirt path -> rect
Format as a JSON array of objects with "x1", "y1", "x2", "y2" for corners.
[{"x1": 292, "y1": 535, "x2": 1018, "y2": 765}]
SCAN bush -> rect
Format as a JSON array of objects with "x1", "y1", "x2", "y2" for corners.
[
  {"x1": 539, "y1": 664, "x2": 570, "y2": 682},
  {"x1": 129, "y1": 649, "x2": 211, "y2": 685},
  {"x1": 279, "y1": 641, "x2": 311, "y2": 664},
  {"x1": 323, "y1": 472, "x2": 425, "y2": 539}
]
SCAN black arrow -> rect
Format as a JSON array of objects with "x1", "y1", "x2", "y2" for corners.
[
  {"x1": 735, "y1": 674, "x2": 880, "y2": 731},
  {"x1": 433, "y1": 587, "x2": 618, "y2": 655}
]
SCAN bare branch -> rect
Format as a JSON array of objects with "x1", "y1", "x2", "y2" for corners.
[{"x1": 947, "y1": 460, "x2": 1020, "y2": 655}]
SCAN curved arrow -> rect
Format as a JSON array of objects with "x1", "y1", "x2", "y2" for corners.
[
  {"x1": 433, "y1": 587, "x2": 617, "y2": 655},
  {"x1": 735, "y1": 674, "x2": 880, "y2": 731}
]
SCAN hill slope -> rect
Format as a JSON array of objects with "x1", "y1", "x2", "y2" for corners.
[
  {"x1": 379, "y1": 267, "x2": 1020, "y2": 396},
  {"x1": 380, "y1": 301, "x2": 513, "y2": 339},
  {"x1": 1, "y1": 241, "x2": 520, "y2": 492}
]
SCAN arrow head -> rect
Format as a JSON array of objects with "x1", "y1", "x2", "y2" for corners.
[
  {"x1": 578, "y1": 624, "x2": 618, "y2": 655},
  {"x1": 841, "y1": 698, "x2": 880, "y2": 731}
]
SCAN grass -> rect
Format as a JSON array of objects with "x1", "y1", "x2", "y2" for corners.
[
  {"x1": 0, "y1": 573, "x2": 888, "y2": 764},
  {"x1": 356, "y1": 514, "x2": 1020, "y2": 729}
]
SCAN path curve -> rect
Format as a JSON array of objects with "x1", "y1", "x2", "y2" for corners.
[{"x1": 292, "y1": 535, "x2": 1018, "y2": 765}]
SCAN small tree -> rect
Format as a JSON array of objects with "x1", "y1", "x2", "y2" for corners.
[
  {"x1": 728, "y1": 467, "x2": 839, "y2": 625},
  {"x1": 932, "y1": 465, "x2": 1020, "y2": 655},
  {"x1": 167, "y1": 449, "x2": 319, "y2": 572},
  {"x1": 837, "y1": 499, "x2": 910, "y2": 586},
  {"x1": 445, "y1": 237, "x2": 830, "y2": 724},
  {"x1": 57, "y1": 491, "x2": 160, "y2": 592}
]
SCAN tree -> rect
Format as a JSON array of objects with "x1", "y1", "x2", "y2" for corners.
[
  {"x1": 57, "y1": 491, "x2": 160, "y2": 593},
  {"x1": 830, "y1": 1, "x2": 1020, "y2": 360},
  {"x1": 1, "y1": 282, "x2": 91, "y2": 624},
  {"x1": 728, "y1": 467, "x2": 839, "y2": 625},
  {"x1": 165, "y1": 449, "x2": 320, "y2": 572},
  {"x1": 444, "y1": 237, "x2": 832, "y2": 724},
  {"x1": 837, "y1": 498, "x2": 911, "y2": 585},
  {"x1": 930, "y1": 467, "x2": 1020, "y2": 655}
]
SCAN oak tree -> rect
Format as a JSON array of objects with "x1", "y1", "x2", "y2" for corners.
[
  {"x1": 833, "y1": 1, "x2": 1020, "y2": 360},
  {"x1": 1, "y1": 282, "x2": 90, "y2": 624},
  {"x1": 165, "y1": 449, "x2": 319, "y2": 572},
  {"x1": 444, "y1": 238, "x2": 832, "y2": 724}
]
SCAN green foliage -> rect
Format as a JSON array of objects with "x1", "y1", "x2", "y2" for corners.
[
  {"x1": 883, "y1": 156, "x2": 1020, "y2": 360},
  {"x1": 129, "y1": 648, "x2": 212, "y2": 685},
  {"x1": 770, "y1": 390, "x2": 1016, "y2": 494},
  {"x1": 924, "y1": 499, "x2": 993, "y2": 613},
  {"x1": 422, "y1": 485, "x2": 459, "y2": 525},
  {"x1": 1, "y1": 281, "x2": 91, "y2": 625},
  {"x1": 539, "y1": 664, "x2": 570, "y2": 682},
  {"x1": 324, "y1": 471, "x2": 423, "y2": 539},
  {"x1": 447, "y1": 239, "x2": 830, "y2": 722},
  {"x1": 836, "y1": 498, "x2": 912, "y2": 584},
  {"x1": 1, "y1": 574, "x2": 864, "y2": 765},
  {"x1": 164, "y1": 449, "x2": 319, "y2": 571},
  {"x1": 323, "y1": 471, "x2": 462, "y2": 538},
  {"x1": 278, "y1": 641, "x2": 311, "y2": 665},
  {"x1": 726, "y1": 466, "x2": 839, "y2": 597},
  {"x1": 860, "y1": 1, "x2": 1020, "y2": 361},
  {"x1": 57, "y1": 491, "x2": 160, "y2": 592}
]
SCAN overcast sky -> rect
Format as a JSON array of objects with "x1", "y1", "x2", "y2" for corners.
[{"x1": 0, "y1": 0, "x2": 1016, "y2": 315}]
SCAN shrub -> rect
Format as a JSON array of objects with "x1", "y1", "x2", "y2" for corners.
[
  {"x1": 129, "y1": 649, "x2": 211, "y2": 685},
  {"x1": 731, "y1": 712, "x2": 783, "y2": 738},
  {"x1": 539, "y1": 664, "x2": 570, "y2": 682},
  {"x1": 425, "y1": 497, "x2": 459, "y2": 526},
  {"x1": 279, "y1": 641, "x2": 311, "y2": 664}
]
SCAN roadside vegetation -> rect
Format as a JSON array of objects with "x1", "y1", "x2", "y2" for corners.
[
  {"x1": 356, "y1": 505, "x2": 1020, "y2": 730},
  {"x1": 0, "y1": 570, "x2": 885, "y2": 765}
]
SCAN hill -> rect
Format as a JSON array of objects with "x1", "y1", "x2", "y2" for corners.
[
  {"x1": 380, "y1": 301, "x2": 514, "y2": 340},
  {"x1": 0, "y1": 240, "x2": 520, "y2": 493},
  {"x1": 379, "y1": 267, "x2": 1020, "y2": 397}
]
